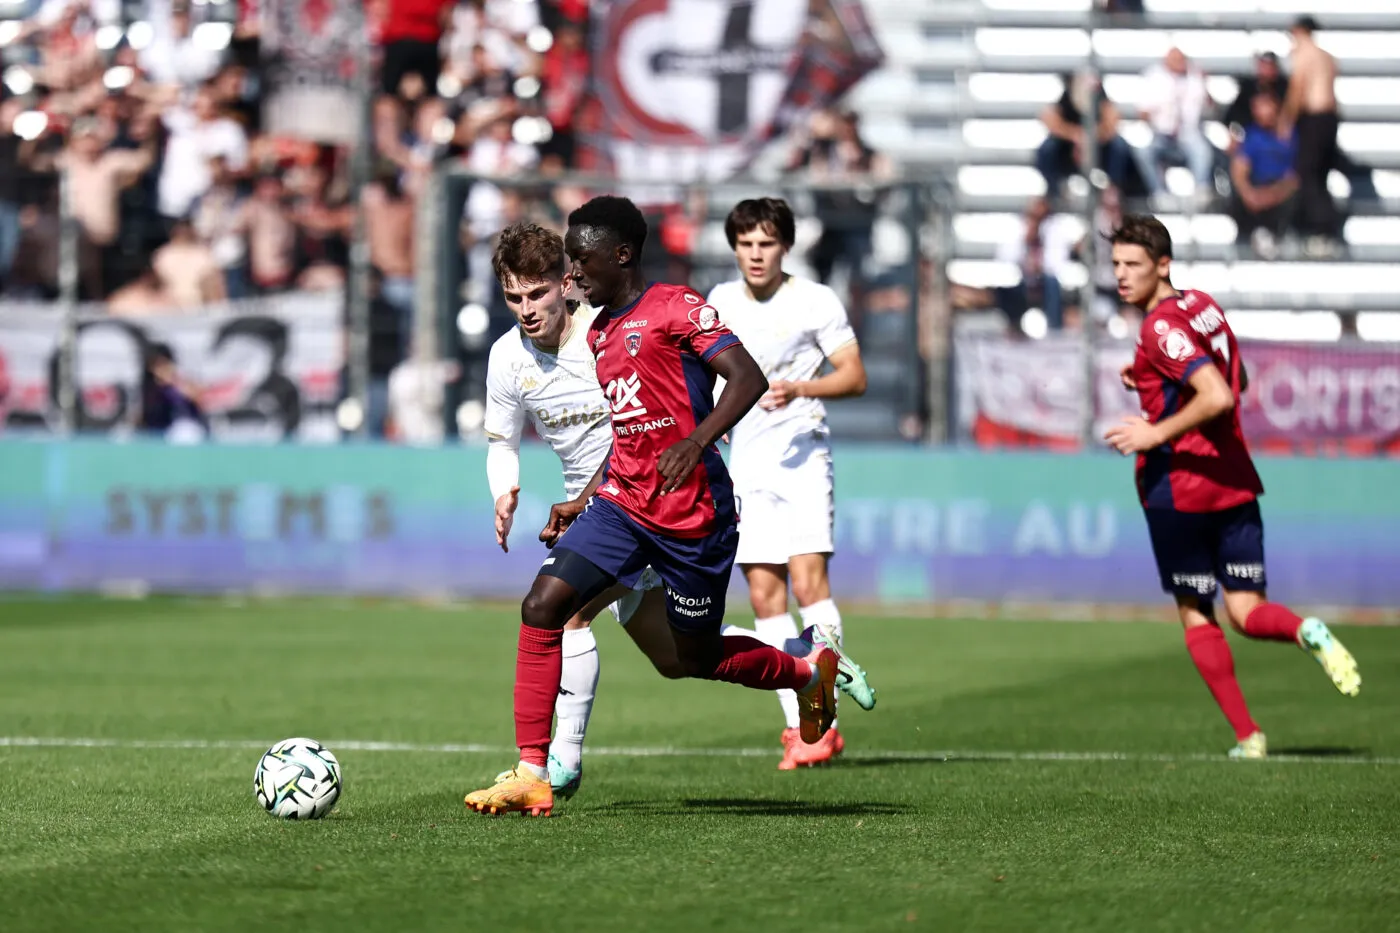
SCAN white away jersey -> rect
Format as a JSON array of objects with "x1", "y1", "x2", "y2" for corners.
[
  {"x1": 707, "y1": 276, "x2": 857, "y2": 470},
  {"x1": 484, "y1": 306, "x2": 612, "y2": 497}
]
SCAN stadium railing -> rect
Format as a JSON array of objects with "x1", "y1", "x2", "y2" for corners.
[{"x1": 420, "y1": 170, "x2": 931, "y2": 444}]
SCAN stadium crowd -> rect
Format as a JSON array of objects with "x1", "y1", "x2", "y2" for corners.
[{"x1": 0, "y1": 0, "x2": 587, "y2": 315}]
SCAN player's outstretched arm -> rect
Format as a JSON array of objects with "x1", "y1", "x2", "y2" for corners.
[
  {"x1": 657, "y1": 346, "x2": 767, "y2": 493},
  {"x1": 1105, "y1": 364, "x2": 1235, "y2": 454}
]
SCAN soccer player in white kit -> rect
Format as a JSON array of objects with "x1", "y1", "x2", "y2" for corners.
[
  {"x1": 483, "y1": 222, "x2": 671, "y2": 797},
  {"x1": 708, "y1": 198, "x2": 869, "y2": 769}
]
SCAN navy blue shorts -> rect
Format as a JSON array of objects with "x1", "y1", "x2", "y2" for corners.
[
  {"x1": 540, "y1": 497, "x2": 738, "y2": 633},
  {"x1": 1144, "y1": 500, "x2": 1267, "y2": 600}
]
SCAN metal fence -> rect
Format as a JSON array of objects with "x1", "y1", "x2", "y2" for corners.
[{"x1": 421, "y1": 171, "x2": 933, "y2": 443}]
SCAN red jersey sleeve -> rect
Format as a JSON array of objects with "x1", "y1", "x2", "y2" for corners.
[
  {"x1": 670, "y1": 288, "x2": 740, "y2": 363},
  {"x1": 1140, "y1": 311, "x2": 1211, "y2": 385}
]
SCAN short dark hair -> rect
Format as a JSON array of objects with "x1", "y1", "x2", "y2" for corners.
[
  {"x1": 1107, "y1": 214, "x2": 1173, "y2": 262},
  {"x1": 724, "y1": 197, "x2": 796, "y2": 249},
  {"x1": 492, "y1": 222, "x2": 567, "y2": 285},
  {"x1": 567, "y1": 195, "x2": 648, "y2": 257},
  {"x1": 1293, "y1": 15, "x2": 1319, "y2": 33}
]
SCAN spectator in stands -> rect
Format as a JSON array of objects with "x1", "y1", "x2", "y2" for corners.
[
  {"x1": 34, "y1": 1, "x2": 102, "y2": 92},
  {"x1": 140, "y1": 1, "x2": 223, "y2": 90},
  {"x1": 192, "y1": 155, "x2": 251, "y2": 299},
  {"x1": 446, "y1": 0, "x2": 540, "y2": 90},
  {"x1": 539, "y1": 21, "x2": 588, "y2": 170},
  {"x1": 994, "y1": 197, "x2": 1074, "y2": 332},
  {"x1": 63, "y1": 115, "x2": 157, "y2": 299},
  {"x1": 138, "y1": 342, "x2": 207, "y2": 438},
  {"x1": 1079, "y1": 184, "x2": 1126, "y2": 325},
  {"x1": 1225, "y1": 52, "x2": 1284, "y2": 131},
  {"x1": 363, "y1": 167, "x2": 417, "y2": 359},
  {"x1": 158, "y1": 82, "x2": 249, "y2": 225},
  {"x1": 107, "y1": 263, "x2": 174, "y2": 317},
  {"x1": 788, "y1": 107, "x2": 894, "y2": 302},
  {"x1": 153, "y1": 219, "x2": 225, "y2": 307},
  {"x1": 0, "y1": 95, "x2": 24, "y2": 293},
  {"x1": 1226, "y1": 49, "x2": 1376, "y2": 203},
  {"x1": 380, "y1": 0, "x2": 455, "y2": 97},
  {"x1": 1281, "y1": 15, "x2": 1344, "y2": 257},
  {"x1": 1134, "y1": 48, "x2": 1216, "y2": 200},
  {"x1": 245, "y1": 173, "x2": 297, "y2": 293},
  {"x1": 1229, "y1": 93, "x2": 1298, "y2": 260},
  {"x1": 287, "y1": 154, "x2": 353, "y2": 292},
  {"x1": 1036, "y1": 73, "x2": 1141, "y2": 199}
]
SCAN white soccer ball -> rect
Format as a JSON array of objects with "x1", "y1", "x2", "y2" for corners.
[{"x1": 254, "y1": 737, "x2": 342, "y2": 820}]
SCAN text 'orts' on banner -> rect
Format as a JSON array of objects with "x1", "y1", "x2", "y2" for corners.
[{"x1": 956, "y1": 335, "x2": 1400, "y2": 456}]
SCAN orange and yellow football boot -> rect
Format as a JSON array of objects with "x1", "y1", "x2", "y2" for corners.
[{"x1": 464, "y1": 765, "x2": 554, "y2": 817}]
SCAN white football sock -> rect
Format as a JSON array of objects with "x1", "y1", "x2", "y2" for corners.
[
  {"x1": 800, "y1": 599, "x2": 843, "y2": 728},
  {"x1": 755, "y1": 613, "x2": 802, "y2": 730},
  {"x1": 799, "y1": 598, "x2": 843, "y2": 643},
  {"x1": 548, "y1": 627, "x2": 599, "y2": 774}
]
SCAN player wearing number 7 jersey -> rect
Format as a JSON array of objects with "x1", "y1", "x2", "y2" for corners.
[{"x1": 1103, "y1": 214, "x2": 1360, "y2": 760}]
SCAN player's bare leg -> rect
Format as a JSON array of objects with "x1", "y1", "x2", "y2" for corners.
[
  {"x1": 1175, "y1": 595, "x2": 1266, "y2": 758},
  {"x1": 619, "y1": 588, "x2": 686, "y2": 677},
  {"x1": 1223, "y1": 590, "x2": 1361, "y2": 697},
  {"x1": 466, "y1": 574, "x2": 582, "y2": 817}
]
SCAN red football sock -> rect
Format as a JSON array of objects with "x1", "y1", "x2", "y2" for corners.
[
  {"x1": 1184, "y1": 623, "x2": 1259, "y2": 741},
  {"x1": 514, "y1": 625, "x2": 564, "y2": 767},
  {"x1": 707, "y1": 635, "x2": 813, "y2": 691},
  {"x1": 1243, "y1": 602, "x2": 1303, "y2": 643}
]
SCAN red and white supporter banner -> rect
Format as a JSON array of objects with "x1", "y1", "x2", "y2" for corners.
[
  {"x1": 956, "y1": 335, "x2": 1400, "y2": 456},
  {"x1": 261, "y1": 0, "x2": 364, "y2": 144},
  {"x1": 584, "y1": 0, "x2": 882, "y2": 183},
  {"x1": 0, "y1": 292, "x2": 345, "y2": 442}
]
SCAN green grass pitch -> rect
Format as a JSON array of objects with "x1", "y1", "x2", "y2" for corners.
[{"x1": 1, "y1": 596, "x2": 1396, "y2": 932}]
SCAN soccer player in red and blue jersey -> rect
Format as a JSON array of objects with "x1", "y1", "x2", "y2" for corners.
[
  {"x1": 465, "y1": 196, "x2": 876, "y2": 815},
  {"x1": 1104, "y1": 214, "x2": 1360, "y2": 759}
]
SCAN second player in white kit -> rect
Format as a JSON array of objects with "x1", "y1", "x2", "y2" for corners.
[{"x1": 708, "y1": 198, "x2": 869, "y2": 770}]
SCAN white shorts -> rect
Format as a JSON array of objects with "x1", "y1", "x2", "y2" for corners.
[
  {"x1": 733, "y1": 436, "x2": 835, "y2": 566},
  {"x1": 607, "y1": 566, "x2": 663, "y2": 626}
]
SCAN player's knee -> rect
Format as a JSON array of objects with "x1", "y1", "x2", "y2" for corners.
[
  {"x1": 749, "y1": 590, "x2": 787, "y2": 619},
  {"x1": 791, "y1": 578, "x2": 828, "y2": 608},
  {"x1": 520, "y1": 589, "x2": 569, "y2": 630}
]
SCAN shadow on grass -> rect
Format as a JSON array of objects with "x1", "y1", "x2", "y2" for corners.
[
  {"x1": 834, "y1": 755, "x2": 984, "y2": 768},
  {"x1": 597, "y1": 797, "x2": 904, "y2": 817},
  {"x1": 1271, "y1": 746, "x2": 1372, "y2": 758}
]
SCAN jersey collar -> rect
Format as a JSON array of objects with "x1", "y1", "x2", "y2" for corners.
[
  {"x1": 605, "y1": 283, "x2": 654, "y2": 319},
  {"x1": 1147, "y1": 290, "x2": 1184, "y2": 316}
]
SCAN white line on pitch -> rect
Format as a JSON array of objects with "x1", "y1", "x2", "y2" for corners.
[{"x1": 0, "y1": 736, "x2": 1396, "y2": 766}]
